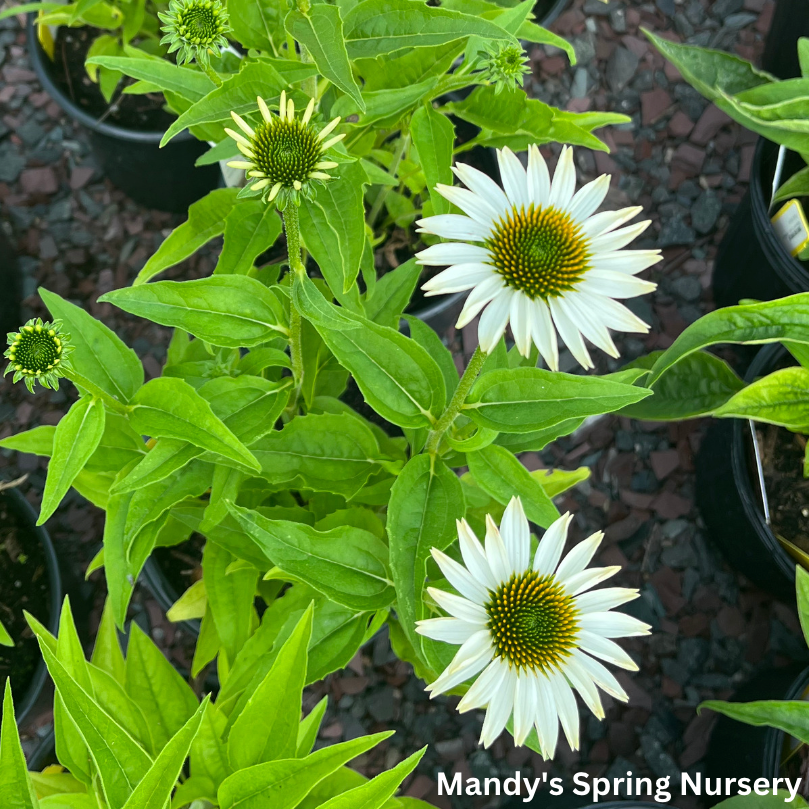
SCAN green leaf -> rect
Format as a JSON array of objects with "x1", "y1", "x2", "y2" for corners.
[
  {"x1": 41, "y1": 288, "x2": 143, "y2": 404},
  {"x1": 101, "y1": 276, "x2": 288, "y2": 348},
  {"x1": 84, "y1": 55, "x2": 214, "y2": 101},
  {"x1": 121, "y1": 698, "x2": 208, "y2": 809},
  {"x1": 317, "y1": 748, "x2": 425, "y2": 809},
  {"x1": 111, "y1": 438, "x2": 202, "y2": 494},
  {"x1": 305, "y1": 601, "x2": 372, "y2": 685},
  {"x1": 299, "y1": 161, "x2": 367, "y2": 297},
  {"x1": 619, "y1": 351, "x2": 744, "y2": 420},
  {"x1": 161, "y1": 62, "x2": 286, "y2": 145},
  {"x1": 354, "y1": 41, "x2": 463, "y2": 91},
  {"x1": 134, "y1": 188, "x2": 240, "y2": 284},
  {"x1": 0, "y1": 424, "x2": 55, "y2": 456},
  {"x1": 91, "y1": 599, "x2": 126, "y2": 684},
  {"x1": 251, "y1": 413, "x2": 390, "y2": 499},
  {"x1": 410, "y1": 103, "x2": 454, "y2": 216},
  {"x1": 285, "y1": 4, "x2": 364, "y2": 110},
  {"x1": 0, "y1": 622, "x2": 11, "y2": 647},
  {"x1": 37, "y1": 642, "x2": 152, "y2": 808},
  {"x1": 228, "y1": 607, "x2": 312, "y2": 769},
  {"x1": 129, "y1": 377, "x2": 260, "y2": 471},
  {"x1": 215, "y1": 201, "x2": 283, "y2": 275},
  {"x1": 713, "y1": 366, "x2": 809, "y2": 430},
  {"x1": 217, "y1": 733, "x2": 393, "y2": 809},
  {"x1": 85, "y1": 412, "x2": 147, "y2": 473},
  {"x1": 227, "y1": 503, "x2": 396, "y2": 611},
  {"x1": 701, "y1": 699, "x2": 809, "y2": 746},
  {"x1": 464, "y1": 367, "x2": 651, "y2": 433},
  {"x1": 203, "y1": 542, "x2": 258, "y2": 665},
  {"x1": 404, "y1": 315, "x2": 459, "y2": 399},
  {"x1": 294, "y1": 274, "x2": 446, "y2": 429},
  {"x1": 332, "y1": 78, "x2": 439, "y2": 127},
  {"x1": 643, "y1": 27, "x2": 774, "y2": 101},
  {"x1": 532, "y1": 466, "x2": 590, "y2": 499},
  {"x1": 125, "y1": 623, "x2": 199, "y2": 750},
  {"x1": 238, "y1": 347, "x2": 291, "y2": 375},
  {"x1": 364, "y1": 259, "x2": 421, "y2": 330},
  {"x1": 387, "y1": 454, "x2": 464, "y2": 663},
  {"x1": 297, "y1": 696, "x2": 328, "y2": 757},
  {"x1": 774, "y1": 165, "x2": 809, "y2": 204},
  {"x1": 467, "y1": 444, "x2": 559, "y2": 528},
  {"x1": 646, "y1": 294, "x2": 809, "y2": 387},
  {"x1": 798, "y1": 566, "x2": 809, "y2": 648},
  {"x1": 0, "y1": 680, "x2": 39, "y2": 809},
  {"x1": 228, "y1": 0, "x2": 287, "y2": 53},
  {"x1": 39, "y1": 397, "x2": 105, "y2": 525},
  {"x1": 342, "y1": 0, "x2": 514, "y2": 58},
  {"x1": 714, "y1": 796, "x2": 807, "y2": 809}
]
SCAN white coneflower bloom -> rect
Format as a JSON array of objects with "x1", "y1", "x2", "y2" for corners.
[
  {"x1": 416, "y1": 146, "x2": 661, "y2": 370},
  {"x1": 416, "y1": 497, "x2": 649, "y2": 754},
  {"x1": 225, "y1": 90, "x2": 343, "y2": 208}
]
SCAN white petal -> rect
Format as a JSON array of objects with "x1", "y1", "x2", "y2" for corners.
[
  {"x1": 422, "y1": 263, "x2": 496, "y2": 296},
  {"x1": 561, "y1": 294, "x2": 620, "y2": 358},
  {"x1": 318, "y1": 116, "x2": 340, "y2": 140},
  {"x1": 416, "y1": 617, "x2": 481, "y2": 645},
  {"x1": 480, "y1": 666, "x2": 516, "y2": 747},
  {"x1": 456, "y1": 276, "x2": 505, "y2": 329},
  {"x1": 454, "y1": 162, "x2": 510, "y2": 219},
  {"x1": 548, "y1": 671, "x2": 580, "y2": 750},
  {"x1": 527, "y1": 144, "x2": 550, "y2": 207},
  {"x1": 548, "y1": 146, "x2": 576, "y2": 210},
  {"x1": 497, "y1": 147, "x2": 529, "y2": 210},
  {"x1": 533, "y1": 512, "x2": 572, "y2": 575},
  {"x1": 458, "y1": 657, "x2": 508, "y2": 712},
  {"x1": 589, "y1": 220, "x2": 651, "y2": 253},
  {"x1": 548, "y1": 296, "x2": 593, "y2": 370},
  {"x1": 230, "y1": 112, "x2": 255, "y2": 138},
  {"x1": 225, "y1": 127, "x2": 252, "y2": 149},
  {"x1": 427, "y1": 587, "x2": 489, "y2": 624},
  {"x1": 591, "y1": 249, "x2": 662, "y2": 276},
  {"x1": 458, "y1": 519, "x2": 499, "y2": 591},
  {"x1": 513, "y1": 672, "x2": 538, "y2": 746},
  {"x1": 510, "y1": 293, "x2": 533, "y2": 358},
  {"x1": 577, "y1": 631, "x2": 638, "y2": 670},
  {"x1": 580, "y1": 206, "x2": 642, "y2": 239},
  {"x1": 554, "y1": 532, "x2": 603, "y2": 584},
  {"x1": 578, "y1": 270, "x2": 657, "y2": 300},
  {"x1": 417, "y1": 214, "x2": 492, "y2": 242},
  {"x1": 575, "y1": 586, "x2": 638, "y2": 615},
  {"x1": 499, "y1": 497, "x2": 530, "y2": 573},
  {"x1": 416, "y1": 242, "x2": 491, "y2": 267},
  {"x1": 563, "y1": 565, "x2": 620, "y2": 596},
  {"x1": 428, "y1": 631, "x2": 494, "y2": 695},
  {"x1": 562, "y1": 656, "x2": 604, "y2": 719},
  {"x1": 530, "y1": 298, "x2": 559, "y2": 372},
  {"x1": 477, "y1": 289, "x2": 513, "y2": 353},
  {"x1": 571, "y1": 648, "x2": 628, "y2": 701},
  {"x1": 257, "y1": 96, "x2": 272, "y2": 123},
  {"x1": 567, "y1": 174, "x2": 610, "y2": 223},
  {"x1": 484, "y1": 514, "x2": 512, "y2": 581},
  {"x1": 577, "y1": 291, "x2": 650, "y2": 333},
  {"x1": 578, "y1": 610, "x2": 651, "y2": 638},
  {"x1": 431, "y1": 548, "x2": 489, "y2": 605},
  {"x1": 534, "y1": 677, "x2": 559, "y2": 759},
  {"x1": 435, "y1": 184, "x2": 499, "y2": 227}
]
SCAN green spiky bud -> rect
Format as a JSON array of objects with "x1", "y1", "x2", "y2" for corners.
[
  {"x1": 479, "y1": 43, "x2": 532, "y2": 95},
  {"x1": 4, "y1": 318, "x2": 74, "y2": 394},
  {"x1": 158, "y1": 0, "x2": 230, "y2": 67}
]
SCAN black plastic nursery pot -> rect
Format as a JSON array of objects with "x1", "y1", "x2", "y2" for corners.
[
  {"x1": 0, "y1": 227, "x2": 22, "y2": 341},
  {"x1": 705, "y1": 663, "x2": 809, "y2": 802},
  {"x1": 534, "y1": 0, "x2": 570, "y2": 27},
  {"x1": 0, "y1": 488, "x2": 62, "y2": 726},
  {"x1": 141, "y1": 554, "x2": 201, "y2": 637},
  {"x1": 695, "y1": 344, "x2": 795, "y2": 601},
  {"x1": 761, "y1": 0, "x2": 809, "y2": 80},
  {"x1": 26, "y1": 18, "x2": 221, "y2": 214},
  {"x1": 712, "y1": 139, "x2": 809, "y2": 309}
]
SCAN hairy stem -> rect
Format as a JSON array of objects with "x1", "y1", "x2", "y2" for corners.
[
  {"x1": 424, "y1": 346, "x2": 486, "y2": 455},
  {"x1": 200, "y1": 61, "x2": 223, "y2": 87}
]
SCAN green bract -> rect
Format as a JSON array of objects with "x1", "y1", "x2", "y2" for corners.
[
  {"x1": 0, "y1": 599, "x2": 429, "y2": 808},
  {"x1": 478, "y1": 42, "x2": 532, "y2": 95},
  {"x1": 159, "y1": 0, "x2": 231, "y2": 66},
  {"x1": 4, "y1": 317, "x2": 74, "y2": 393}
]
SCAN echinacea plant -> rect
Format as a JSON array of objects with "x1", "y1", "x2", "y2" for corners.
[
  {"x1": 4, "y1": 317, "x2": 74, "y2": 394},
  {"x1": 0, "y1": 599, "x2": 431, "y2": 807}
]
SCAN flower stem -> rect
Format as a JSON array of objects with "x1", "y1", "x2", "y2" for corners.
[
  {"x1": 424, "y1": 346, "x2": 486, "y2": 455},
  {"x1": 200, "y1": 61, "x2": 223, "y2": 87},
  {"x1": 283, "y1": 204, "x2": 305, "y2": 408}
]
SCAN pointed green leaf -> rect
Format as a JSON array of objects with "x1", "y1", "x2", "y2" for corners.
[
  {"x1": 0, "y1": 425, "x2": 56, "y2": 456},
  {"x1": 215, "y1": 200, "x2": 283, "y2": 275},
  {"x1": 297, "y1": 696, "x2": 328, "y2": 757},
  {"x1": 0, "y1": 680, "x2": 40, "y2": 809},
  {"x1": 410, "y1": 102, "x2": 454, "y2": 216}
]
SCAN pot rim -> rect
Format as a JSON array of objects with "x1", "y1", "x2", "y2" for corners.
[
  {"x1": 2, "y1": 488, "x2": 62, "y2": 726},
  {"x1": 730, "y1": 343, "x2": 797, "y2": 584},
  {"x1": 25, "y1": 15, "x2": 193, "y2": 144},
  {"x1": 537, "y1": 0, "x2": 571, "y2": 27}
]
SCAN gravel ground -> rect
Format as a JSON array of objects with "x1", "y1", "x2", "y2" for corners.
[{"x1": 0, "y1": 1, "x2": 800, "y2": 806}]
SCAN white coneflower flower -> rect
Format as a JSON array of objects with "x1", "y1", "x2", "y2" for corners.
[
  {"x1": 225, "y1": 91, "x2": 343, "y2": 209},
  {"x1": 416, "y1": 497, "x2": 650, "y2": 755},
  {"x1": 416, "y1": 146, "x2": 662, "y2": 370}
]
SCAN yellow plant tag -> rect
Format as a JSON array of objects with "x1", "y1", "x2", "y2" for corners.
[{"x1": 772, "y1": 199, "x2": 809, "y2": 259}]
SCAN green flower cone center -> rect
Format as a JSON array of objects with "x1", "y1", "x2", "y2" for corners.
[
  {"x1": 487, "y1": 203, "x2": 591, "y2": 300},
  {"x1": 485, "y1": 570, "x2": 579, "y2": 672},
  {"x1": 177, "y1": 3, "x2": 224, "y2": 44},
  {"x1": 251, "y1": 118, "x2": 323, "y2": 188},
  {"x1": 10, "y1": 328, "x2": 62, "y2": 375}
]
